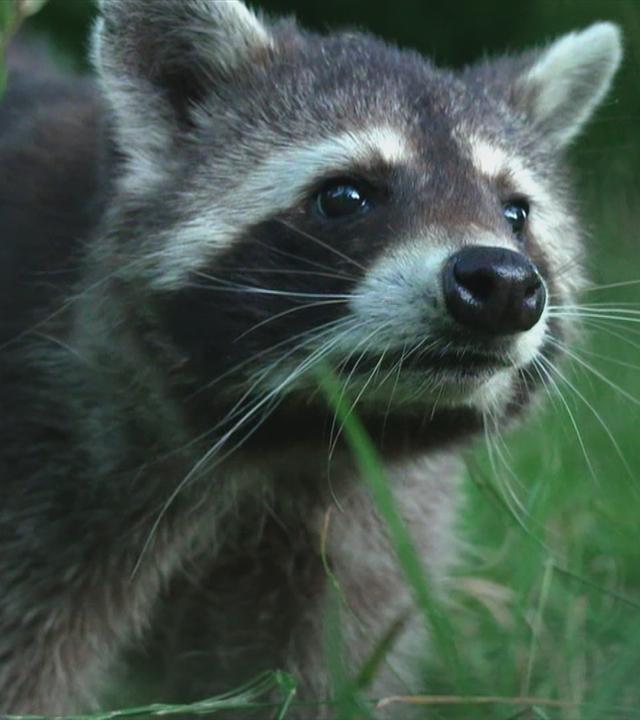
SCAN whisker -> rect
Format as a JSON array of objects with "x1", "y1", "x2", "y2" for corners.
[
  {"x1": 535, "y1": 355, "x2": 598, "y2": 483},
  {"x1": 381, "y1": 342, "x2": 408, "y2": 439},
  {"x1": 328, "y1": 330, "x2": 391, "y2": 462},
  {"x1": 327, "y1": 324, "x2": 390, "y2": 460},
  {"x1": 233, "y1": 299, "x2": 350, "y2": 341},
  {"x1": 253, "y1": 237, "x2": 359, "y2": 281},
  {"x1": 556, "y1": 301, "x2": 640, "y2": 308},
  {"x1": 483, "y1": 405, "x2": 530, "y2": 524},
  {"x1": 0, "y1": 253, "x2": 147, "y2": 352},
  {"x1": 548, "y1": 312, "x2": 640, "y2": 325},
  {"x1": 31, "y1": 331, "x2": 91, "y2": 366},
  {"x1": 191, "y1": 271, "x2": 355, "y2": 301},
  {"x1": 222, "y1": 266, "x2": 356, "y2": 283},
  {"x1": 541, "y1": 345, "x2": 634, "y2": 480},
  {"x1": 583, "y1": 278, "x2": 640, "y2": 293},
  {"x1": 549, "y1": 304, "x2": 640, "y2": 314},
  {"x1": 277, "y1": 219, "x2": 368, "y2": 274},
  {"x1": 545, "y1": 359, "x2": 637, "y2": 495},
  {"x1": 134, "y1": 320, "x2": 362, "y2": 577},
  {"x1": 546, "y1": 338, "x2": 640, "y2": 408},
  {"x1": 579, "y1": 318, "x2": 640, "y2": 350},
  {"x1": 217, "y1": 318, "x2": 361, "y2": 429},
  {"x1": 190, "y1": 315, "x2": 359, "y2": 398},
  {"x1": 562, "y1": 341, "x2": 640, "y2": 373},
  {"x1": 132, "y1": 319, "x2": 361, "y2": 490}
]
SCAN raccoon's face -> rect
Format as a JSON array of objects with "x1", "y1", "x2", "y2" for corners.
[{"x1": 94, "y1": 1, "x2": 621, "y2": 443}]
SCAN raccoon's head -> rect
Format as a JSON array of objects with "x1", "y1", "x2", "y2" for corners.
[{"x1": 92, "y1": 0, "x2": 621, "y2": 451}]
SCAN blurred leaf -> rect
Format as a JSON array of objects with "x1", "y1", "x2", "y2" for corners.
[
  {"x1": 0, "y1": 1, "x2": 15, "y2": 97},
  {"x1": 17, "y1": 0, "x2": 49, "y2": 17},
  {"x1": 0, "y1": 0, "x2": 49, "y2": 97}
]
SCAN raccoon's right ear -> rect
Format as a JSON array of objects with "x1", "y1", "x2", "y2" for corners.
[{"x1": 92, "y1": 0, "x2": 273, "y2": 153}]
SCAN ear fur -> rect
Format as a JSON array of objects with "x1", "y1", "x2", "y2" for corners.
[
  {"x1": 92, "y1": 0, "x2": 273, "y2": 157},
  {"x1": 516, "y1": 22, "x2": 623, "y2": 148}
]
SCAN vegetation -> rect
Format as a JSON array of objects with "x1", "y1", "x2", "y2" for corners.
[{"x1": 2, "y1": 0, "x2": 640, "y2": 717}]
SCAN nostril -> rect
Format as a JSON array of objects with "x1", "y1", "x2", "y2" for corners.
[
  {"x1": 524, "y1": 281, "x2": 540, "y2": 300},
  {"x1": 453, "y1": 263, "x2": 494, "y2": 303}
]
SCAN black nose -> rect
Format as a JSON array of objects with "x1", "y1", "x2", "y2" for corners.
[{"x1": 442, "y1": 246, "x2": 546, "y2": 335}]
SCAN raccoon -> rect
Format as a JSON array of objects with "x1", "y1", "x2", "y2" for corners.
[{"x1": 0, "y1": 0, "x2": 622, "y2": 715}]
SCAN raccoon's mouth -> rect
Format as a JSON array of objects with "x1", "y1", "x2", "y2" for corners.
[{"x1": 338, "y1": 345, "x2": 511, "y2": 379}]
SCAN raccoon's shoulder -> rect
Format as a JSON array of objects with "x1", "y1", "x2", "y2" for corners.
[{"x1": 0, "y1": 43, "x2": 108, "y2": 345}]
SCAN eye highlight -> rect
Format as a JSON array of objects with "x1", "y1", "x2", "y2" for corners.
[
  {"x1": 315, "y1": 178, "x2": 373, "y2": 219},
  {"x1": 503, "y1": 198, "x2": 530, "y2": 237}
]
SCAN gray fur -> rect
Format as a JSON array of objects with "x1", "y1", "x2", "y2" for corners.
[{"x1": 0, "y1": 1, "x2": 621, "y2": 715}]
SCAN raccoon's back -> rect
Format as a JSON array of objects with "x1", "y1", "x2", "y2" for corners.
[{"x1": 0, "y1": 44, "x2": 106, "y2": 346}]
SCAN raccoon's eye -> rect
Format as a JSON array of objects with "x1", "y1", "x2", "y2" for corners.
[
  {"x1": 315, "y1": 179, "x2": 372, "y2": 219},
  {"x1": 503, "y1": 199, "x2": 530, "y2": 236}
]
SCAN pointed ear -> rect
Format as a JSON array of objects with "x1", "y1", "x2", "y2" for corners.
[
  {"x1": 516, "y1": 23, "x2": 622, "y2": 148},
  {"x1": 467, "y1": 23, "x2": 622, "y2": 150},
  {"x1": 92, "y1": 0, "x2": 273, "y2": 155}
]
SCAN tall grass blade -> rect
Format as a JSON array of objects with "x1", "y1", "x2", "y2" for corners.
[{"x1": 315, "y1": 364, "x2": 465, "y2": 693}]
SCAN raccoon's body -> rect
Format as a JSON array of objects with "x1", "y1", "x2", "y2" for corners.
[{"x1": 0, "y1": 1, "x2": 622, "y2": 715}]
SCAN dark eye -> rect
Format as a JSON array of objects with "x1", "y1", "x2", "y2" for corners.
[
  {"x1": 503, "y1": 199, "x2": 530, "y2": 236},
  {"x1": 315, "y1": 179, "x2": 372, "y2": 219}
]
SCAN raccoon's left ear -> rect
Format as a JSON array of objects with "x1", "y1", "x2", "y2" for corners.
[
  {"x1": 515, "y1": 23, "x2": 622, "y2": 148},
  {"x1": 92, "y1": 0, "x2": 273, "y2": 155},
  {"x1": 470, "y1": 23, "x2": 622, "y2": 149}
]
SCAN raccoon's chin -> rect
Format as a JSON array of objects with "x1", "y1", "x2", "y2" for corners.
[{"x1": 333, "y1": 363, "x2": 517, "y2": 413}]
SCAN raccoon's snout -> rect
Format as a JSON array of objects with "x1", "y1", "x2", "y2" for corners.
[{"x1": 442, "y1": 246, "x2": 546, "y2": 335}]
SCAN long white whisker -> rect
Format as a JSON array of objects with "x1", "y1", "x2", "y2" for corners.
[
  {"x1": 327, "y1": 324, "x2": 390, "y2": 461},
  {"x1": 133, "y1": 321, "x2": 361, "y2": 578},
  {"x1": 191, "y1": 271, "x2": 355, "y2": 301},
  {"x1": 277, "y1": 219, "x2": 368, "y2": 273},
  {"x1": 220, "y1": 318, "x2": 361, "y2": 429},
  {"x1": 547, "y1": 338, "x2": 640, "y2": 408},
  {"x1": 562, "y1": 341, "x2": 640, "y2": 373},
  {"x1": 544, "y1": 341, "x2": 635, "y2": 481},
  {"x1": 548, "y1": 311, "x2": 640, "y2": 324},
  {"x1": 234, "y1": 299, "x2": 349, "y2": 341},
  {"x1": 328, "y1": 333, "x2": 391, "y2": 462},
  {"x1": 0, "y1": 253, "x2": 148, "y2": 352},
  {"x1": 583, "y1": 278, "x2": 640, "y2": 292},
  {"x1": 536, "y1": 355, "x2": 598, "y2": 483},
  {"x1": 190, "y1": 316, "x2": 358, "y2": 398},
  {"x1": 484, "y1": 405, "x2": 530, "y2": 523},
  {"x1": 550, "y1": 307, "x2": 640, "y2": 316},
  {"x1": 253, "y1": 238, "x2": 358, "y2": 280},
  {"x1": 579, "y1": 318, "x2": 640, "y2": 349},
  {"x1": 223, "y1": 267, "x2": 355, "y2": 283},
  {"x1": 381, "y1": 342, "x2": 408, "y2": 439}
]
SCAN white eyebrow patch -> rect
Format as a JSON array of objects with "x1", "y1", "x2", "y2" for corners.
[
  {"x1": 252, "y1": 125, "x2": 412, "y2": 192},
  {"x1": 468, "y1": 135, "x2": 553, "y2": 207},
  {"x1": 231, "y1": 126, "x2": 411, "y2": 213},
  {"x1": 149, "y1": 126, "x2": 412, "y2": 288},
  {"x1": 469, "y1": 137, "x2": 510, "y2": 178}
]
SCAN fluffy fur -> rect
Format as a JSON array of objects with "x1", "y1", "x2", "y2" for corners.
[{"x1": 0, "y1": 1, "x2": 621, "y2": 715}]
